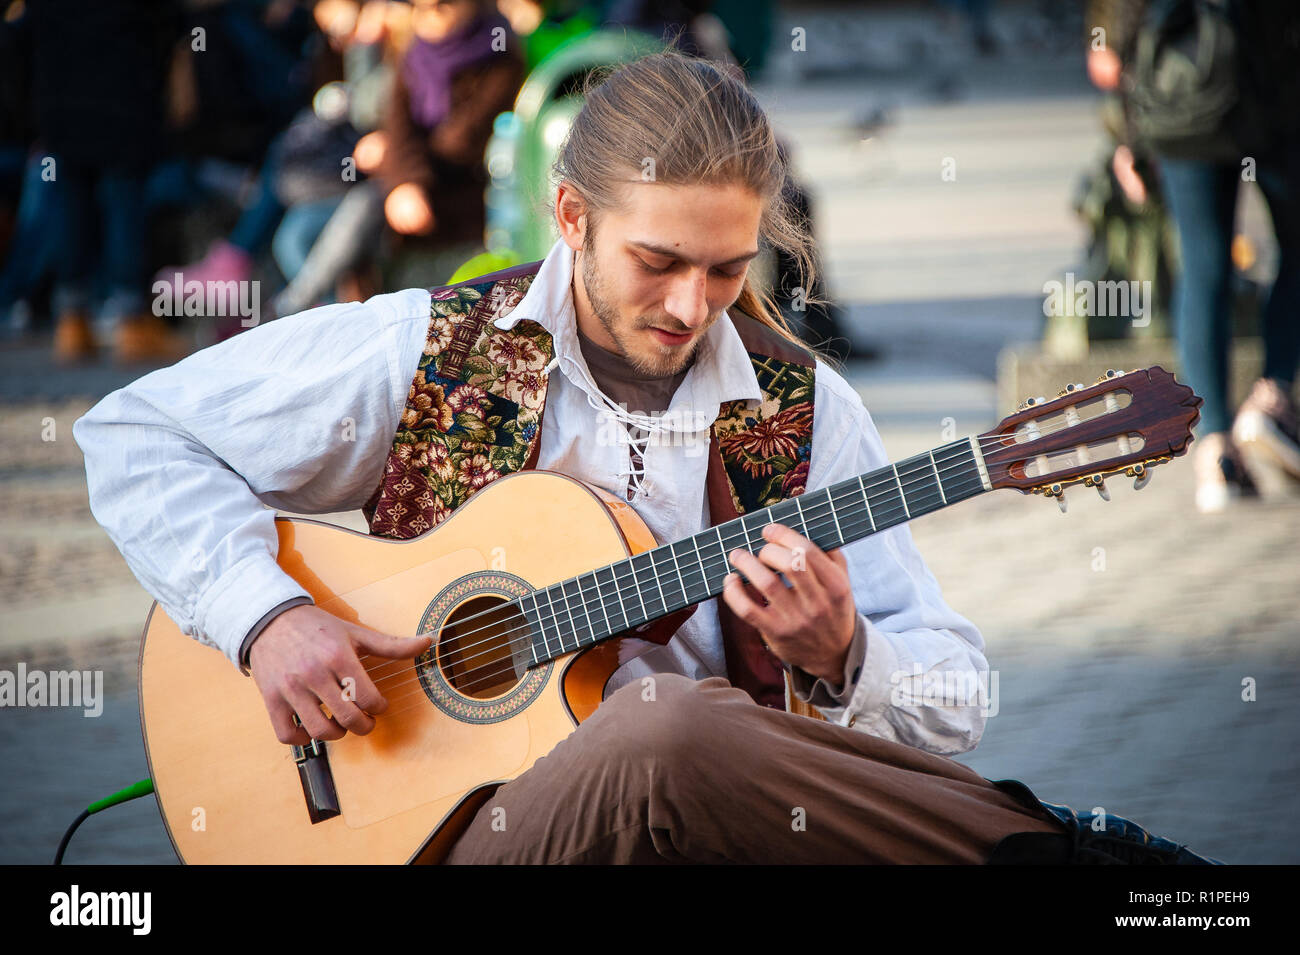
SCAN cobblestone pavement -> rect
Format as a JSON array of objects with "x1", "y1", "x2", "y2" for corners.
[{"x1": 3, "y1": 2, "x2": 1299, "y2": 864}]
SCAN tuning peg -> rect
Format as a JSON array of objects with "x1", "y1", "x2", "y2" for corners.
[
  {"x1": 1056, "y1": 381, "x2": 1088, "y2": 398},
  {"x1": 1084, "y1": 473, "x2": 1110, "y2": 501},
  {"x1": 1128, "y1": 462, "x2": 1152, "y2": 490},
  {"x1": 1046, "y1": 482, "x2": 1067, "y2": 513},
  {"x1": 1017, "y1": 394, "x2": 1049, "y2": 413},
  {"x1": 1094, "y1": 368, "x2": 1128, "y2": 384}
]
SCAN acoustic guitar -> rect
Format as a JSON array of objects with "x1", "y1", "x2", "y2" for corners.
[{"x1": 139, "y1": 366, "x2": 1201, "y2": 863}]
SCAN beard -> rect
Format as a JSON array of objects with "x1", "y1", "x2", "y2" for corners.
[{"x1": 579, "y1": 234, "x2": 717, "y2": 379}]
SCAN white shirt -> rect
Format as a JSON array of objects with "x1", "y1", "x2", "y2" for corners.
[{"x1": 74, "y1": 240, "x2": 991, "y2": 755}]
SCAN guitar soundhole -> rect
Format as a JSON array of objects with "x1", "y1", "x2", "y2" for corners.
[{"x1": 437, "y1": 595, "x2": 531, "y2": 700}]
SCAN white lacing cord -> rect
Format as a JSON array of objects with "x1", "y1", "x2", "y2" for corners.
[{"x1": 542, "y1": 352, "x2": 684, "y2": 501}]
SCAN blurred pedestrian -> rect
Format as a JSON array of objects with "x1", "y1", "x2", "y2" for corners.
[
  {"x1": 1090, "y1": 0, "x2": 1300, "y2": 512},
  {"x1": 270, "y1": 0, "x2": 523, "y2": 317},
  {"x1": 29, "y1": 0, "x2": 189, "y2": 363}
]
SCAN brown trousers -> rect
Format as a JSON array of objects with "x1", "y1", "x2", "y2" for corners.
[{"x1": 443, "y1": 673, "x2": 1065, "y2": 864}]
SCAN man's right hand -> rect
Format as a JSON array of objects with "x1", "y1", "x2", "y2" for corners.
[{"x1": 248, "y1": 604, "x2": 432, "y2": 746}]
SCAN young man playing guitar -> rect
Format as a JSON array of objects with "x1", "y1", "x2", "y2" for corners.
[{"x1": 75, "y1": 52, "x2": 1202, "y2": 864}]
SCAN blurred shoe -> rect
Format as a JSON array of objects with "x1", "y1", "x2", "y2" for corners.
[
  {"x1": 1232, "y1": 376, "x2": 1300, "y2": 482},
  {"x1": 1193, "y1": 431, "x2": 1259, "y2": 513},
  {"x1": 114, "y1": 314, "x2": 191, "y2": 365},
  {"x1": 154, "y1": 239, "x2": 253, "y2": 296},
  {"x1": 53, "y1": 311, "x2": 99, "y2": 364}
]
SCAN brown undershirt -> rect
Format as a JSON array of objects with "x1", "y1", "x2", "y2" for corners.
[{"x1": 575, "y1": 327, "x2": 691, "y2": 501}]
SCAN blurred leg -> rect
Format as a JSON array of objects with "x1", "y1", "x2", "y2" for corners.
[
  {"x1": 51, "y1": 159, "x2": 96, "y2": 320},
  {"x1": 1254, "y1": 144, "x2": 1300, "y2": 389},
  {"x1": 96, "y1": 169, "x2": 148, "y2": 324},
  {"x1": 271, "y1": 196, "x2": 343, "y2": 282},
  {"x1": 1160, "y1": 158, "x2": 1240, "y2": 436},
  {"x1": 0, "y1": 153, "x2": 64, "y2": 316},
  {"x1": 272, "y1": 182, "x2": 384, "y2": 316}
]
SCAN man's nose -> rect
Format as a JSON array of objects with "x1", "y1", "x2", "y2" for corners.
[{"x1": 662, "y1": 269, "x2": 710, "y2": 328}]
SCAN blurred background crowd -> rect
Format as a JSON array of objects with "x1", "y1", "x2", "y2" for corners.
[
  {"x1": 0, "y1": 0, "x2": 846, "y2": 365},
  {"x1": 0, "y1": 0, "x2": 1296, "y2": 509}
]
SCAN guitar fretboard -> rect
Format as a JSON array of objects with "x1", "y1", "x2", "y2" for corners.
[{"x1": 519, "y1": 437, "x2": 988, "y2": 666}]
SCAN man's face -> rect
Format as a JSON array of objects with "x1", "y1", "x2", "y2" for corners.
[{"x1": 572, "y1": 181, "x2": 763, "y2": 377}]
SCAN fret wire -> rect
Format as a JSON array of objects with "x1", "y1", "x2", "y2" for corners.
[
  {"x1": 525, "y1": 593, "x2": 542, "y2": 664},
  {"x1": 581, "y1": 570, "x2": 613, "y2": 639},
  {"x1": 891, "y1": 463, "x2": 911, "y2": 519},
  {"x1": 544, "y1": 585, "x2": 569, "y2": 654},
  {"x1": 820, "y1": 487, "x2": 845, "y2": 545},
  {"x1": 692, "y1": 536, "x2": 709, "y2": 588},
  {"x1": 562, "y1": 578, "x2": 591, "y2": 649},
  {"x1": 856, "y1": 474, "x2": 877, "y2": 532},
  {"x1": 657, "y1": 545, "x2": 688, "y2": 607},
  {"x1": 928, "y1": 450, "x2": 949, "y2": 506},
  {"x1": 641, "y1": 550, "x2": 670, "y2": 616},
  {"x1": 627, "y1": 554, "x2": 651, "y2": 622},
  {"x1": 599, "y1": 565, "x2": 630, "y2": 632},
  {"x1": 574, "y1": 576, "x2": 599, "y2": 644},
  {"x1": 669, "y1": 540, "x2": 702, "y2": 599},
  {"x1": 714, "y1": 525, "x2": 731, "y2": 586}
]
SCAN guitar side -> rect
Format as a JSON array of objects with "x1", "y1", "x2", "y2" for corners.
[{"x1": 138, "y1": 471, "x2": 664, "y2": 864}]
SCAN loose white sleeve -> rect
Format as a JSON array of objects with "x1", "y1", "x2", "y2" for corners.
[
  {"x1": 791, "y1": 359, "x2": 992, "y2": 755},
  {"x1": 73, "y1": 289, "x2": 431, "y2": 669}
]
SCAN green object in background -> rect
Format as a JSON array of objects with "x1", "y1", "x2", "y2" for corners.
[
  {"x1": 521, "y1": 8, "x2": 600, "y2": 71},
  {"x1": 484, "y1": 29, "x2": 664, "y2": 263},
  {"x1": 447, "y1": 249, "x2": 524, "y2": 284}
]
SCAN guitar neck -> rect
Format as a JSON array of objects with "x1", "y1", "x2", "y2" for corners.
[{"x1": 520, "y1": 436, "x2": 991, "y2": 667}]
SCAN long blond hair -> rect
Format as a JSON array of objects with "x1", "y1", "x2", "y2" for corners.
[{"x1": 552, "y1": 50, "x2": 822, "y2": 356}]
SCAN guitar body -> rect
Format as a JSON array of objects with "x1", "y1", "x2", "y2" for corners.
[{"x1": 140, "y1": 470, "x2": 675, "y2": 864}]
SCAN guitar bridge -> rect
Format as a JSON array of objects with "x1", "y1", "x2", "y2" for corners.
[{"x1": 292, "y1": 739, "x2": 341, "y2": 824}]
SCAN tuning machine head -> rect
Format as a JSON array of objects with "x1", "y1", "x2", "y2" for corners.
[
  {"x1": 1044, "y1": 481, "x2": 1068, "y2": 513},
  {"x1": 1056, "y1": 381, "x2": 1087, "y2": 398},
  {"x1": 1127, "y1": 462, "x2": 1152, "y2": 490},
  {"x1": 1016, "y1": 394, "x2": 1049, "y2": 413},
  {"x1": 1084, "y1": 473, "x2": 1110, "y2": 501},
  {"x1": 1094, "y1": 368, "x2": 1129, "y2": 385}
]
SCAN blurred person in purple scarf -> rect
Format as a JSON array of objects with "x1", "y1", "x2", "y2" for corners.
[{"x1": 269, "y1": 0, "x2": 523, "y2": 317}]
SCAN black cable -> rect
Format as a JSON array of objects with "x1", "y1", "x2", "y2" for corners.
[
  {"x1": 53, "y1": 779, "x2": 155, "y2": 864},
  {"x1": 54, "y1": 809, "x2": 90, "y2": 865}
]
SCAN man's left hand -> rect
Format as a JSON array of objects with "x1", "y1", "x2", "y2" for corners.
[{"x1": 723, "y1": 523, "x2": 857, "y2": 685}]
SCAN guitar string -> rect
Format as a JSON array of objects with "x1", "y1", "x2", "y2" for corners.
[
  {"x1": 373, "y1": 462, "x2": 1017, "y2": 718},
  {"x1": 328, "y1": 426, "x2": 1139, "y2": 725},
  {"x1": 358, "y1": 415, "x2": 1113, "y2": 687},
  {"x1": 353, "y1": 464, "x2": 991, "y2": 711},
  {"x1": 359, "y1": 409, "x2": 1130, "y2": 681},
  {"x1": 391, "y1": 469, "x2": 993, "y2": 709},
  {"x1": 358, "y1": 435, "x2": 1002, "y2": 680},
  {"x1": 355, "y1": 443, "x2": 988, "y2": 685},
  {"x1": 354, "y1": 424, "x2": 1108, "y2": 698},
  {"x1": 332, "y1": 413, "x2": 1135, "y2": 709}
]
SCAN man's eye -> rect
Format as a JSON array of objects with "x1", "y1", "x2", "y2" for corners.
[
  {"x1": 713, "y1": 266, "x2": 746, "y2": 279},
  {"x1": 636, "y1": 258, "x2": 672, "y2": 274}
]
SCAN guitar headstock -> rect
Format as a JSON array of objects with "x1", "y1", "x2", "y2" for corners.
[{"x1": 977, "y1": 366, "x2": 1202, "y2": 511}]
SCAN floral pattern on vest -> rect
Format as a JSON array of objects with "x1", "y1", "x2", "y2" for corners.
[
  {"x1": 364, "y1": 267, "x2": 552, "y2": 539},
  {"x1": 364, "y1": 263, "x2": 817, "y2": 549},
  {"x1": 712, "y1": 354, "x2": 815, "y2": 514}
]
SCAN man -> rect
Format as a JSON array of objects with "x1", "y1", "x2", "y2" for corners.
[{"x1": 75, "y1": 52, "x2": 1199, "y2": 864}]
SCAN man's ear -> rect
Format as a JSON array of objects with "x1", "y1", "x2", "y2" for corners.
[{"x1": 554, "y1": 182, "x2": 589, "y2": 252}]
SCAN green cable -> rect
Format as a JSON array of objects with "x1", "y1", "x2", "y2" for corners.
[
  {"x1": 55, "y1": 778, "x2": 155, "y2": 864},
  {"x1": 87, "y1": 778, "x2": 155, "y2": 815}
]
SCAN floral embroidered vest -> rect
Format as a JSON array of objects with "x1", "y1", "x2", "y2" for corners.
[{"x1": 362, "y1": 261, "x2": 817, "y2": 708}]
